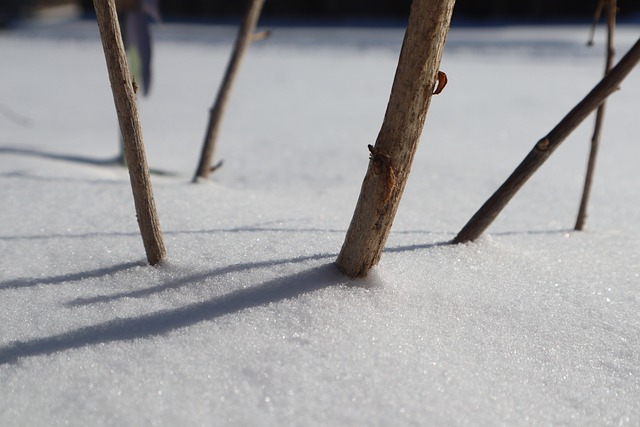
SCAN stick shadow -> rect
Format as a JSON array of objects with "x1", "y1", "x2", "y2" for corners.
[
  {"x1": 0, "y1": 239, "x2": 474, "y2": 364},
  {"x1": 0, "y1": 146, "x2": 122, "y2": 166},
  {"x1": 65, "y1": 242, "x2": 452, "y2": 308},
  {"x1": 0, "y1": 261, "x2": 144, "y2": 290},
  {"x1": 0, "y1": 146, "x2": 176, "y2": 176},
  {"x1": 0, "y1": 263, "x2": 346, "y2": 365},
  {"x1": 66, "y1": 253, "x2": 335, "y2": 306}
]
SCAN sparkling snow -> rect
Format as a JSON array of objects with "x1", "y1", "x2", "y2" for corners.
[{"x1": 0, "y1": 19, "x2": 639, "y2": 426}]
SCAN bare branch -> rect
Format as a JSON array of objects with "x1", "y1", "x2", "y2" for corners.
[
  {"x1": 93, "y1": 0, "x2": 167, "y2": 265},
  {"x1": 575, "y1": 0, "x2": 617, "y2": 231},
  {"x1": 454, "y1": 37, "x2": 640, "y2": 244},
  {"x1": 336, "y1": 0, "x2": 457, "y2": 278},
  {"x1": 193, "y1": 0, "x2": 266, "y2": 182}
]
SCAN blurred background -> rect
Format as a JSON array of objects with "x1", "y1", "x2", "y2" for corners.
[{"x1": 2, "y1": 0, "x2": 640, "y2": 27}]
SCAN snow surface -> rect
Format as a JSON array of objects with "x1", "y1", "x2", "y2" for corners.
[{"x1": 1, "y1": 19, "x2": 639, "y2": 426}]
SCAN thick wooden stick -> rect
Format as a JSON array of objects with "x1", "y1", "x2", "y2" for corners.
[
  {"x1": 94, "y1": 0, "x2": 167, "y2": 265},
  {"x1": 575, "y1": 0, "x2": 617, "y2": 231},
  {"x1": 193, "y1": 0, "x2": 266, "y2": 181},
  {"x1": 454, "y1": 37, "x2": 640, "y2": 244},
  {"x1": 336, "y1": 0, "x2": 457, "y2": 278}
]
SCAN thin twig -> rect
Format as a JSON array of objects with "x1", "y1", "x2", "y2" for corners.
[
  {"x1": 587, "y1": 0, "x2": 606, "y2": 47},
  {"x1": 454, "y1": 37, "x2": 640, "y2": 244},
  {"x1": 253, "y1": 30, "x2": 271, "y2": 42},
  {"x1": 193, "y1": 0, "x2": 266, "y2": 182},
  {"x1": 575, "y1": 0, "x2": 617, "y2": 231}
]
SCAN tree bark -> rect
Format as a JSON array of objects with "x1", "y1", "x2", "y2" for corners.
[
  {"x1": 454, "y1": 37, "x2": 640, "y2": 244},
  {"x1": 575, "y1": 0, "x2": 617, "y2": 231},
  {"x1": 336, "y1": 0, "x2": 457, "y2": 278},
  {"x1": 193, "y1": 0, "x2": 266, "y2": 181},
  {"x1": 94, "y1": 0, "x2": 167, "y2": 265}
]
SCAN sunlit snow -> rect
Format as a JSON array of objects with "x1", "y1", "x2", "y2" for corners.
[{"x1": 1, "y1": 18, "x2": 639, "y2": 426}]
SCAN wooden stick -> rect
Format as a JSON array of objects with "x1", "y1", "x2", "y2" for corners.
[
  {"x1": 454, "y1": 37, "x2": 640, "y2": 244},
  {"x1": 587, "y1": 0, "x2": 606, "y2": 47},
  {"x1": 193, "y1": 0, "x2": 266, "y2": 181},
  {"x1": 336, "y1": 0, "x2": 457, "y2": 278},
  {"x1": 94, "y1": 0, "x2": 167, "y2": 265},
  {"x1": 575, "y1": 0, "x2": 617, "y2": 231}
]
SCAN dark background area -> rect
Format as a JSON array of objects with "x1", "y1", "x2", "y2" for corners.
[
  {"x1": 96, "y1": 0, "x2": 640, "y2": 20},
  {"x1": 3, "y1": 0, "x2": 640, "y2": 26}
]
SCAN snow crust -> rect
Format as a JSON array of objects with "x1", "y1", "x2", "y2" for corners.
[{"x1": 1, "y1": 20, "x2": 639, "y2": 426}]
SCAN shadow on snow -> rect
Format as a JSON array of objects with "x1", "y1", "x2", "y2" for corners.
[
  {"x1": 0, "y1": 262, "x2": 345, "y2": 365},
  {"x1": 0, "y1": 241, "x2": 451, "y2": 364},
  {"x1": 0, "y1": 146, "x2": 176, "y2": 176}
]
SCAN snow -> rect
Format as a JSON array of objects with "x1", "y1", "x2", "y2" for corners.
[{"x1": 1, "y1": 19, "x2": 639, "y2": 426}]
